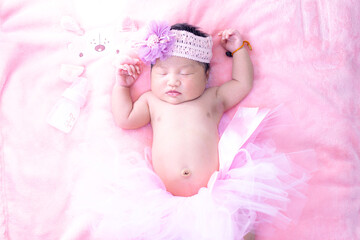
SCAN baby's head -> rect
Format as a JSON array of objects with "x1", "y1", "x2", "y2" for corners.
[
  {"x1": 137, "y1": 22, "x2": 213, "y2": 104},
  {"x1": 167, "y1": 23, "x2": 211, "y2": 74}
]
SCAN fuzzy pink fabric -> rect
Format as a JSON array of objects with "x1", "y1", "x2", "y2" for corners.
[{"x1": 0, "y1": 0, "x2": 359, "y2": 239}]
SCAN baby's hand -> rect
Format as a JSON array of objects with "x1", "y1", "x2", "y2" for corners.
[
  {"x1": 114, "y1": 57, "x2": 141, "y2": 87},
  {"x1": 218, "y1": 29, "x2": 244, "y2": 53}
]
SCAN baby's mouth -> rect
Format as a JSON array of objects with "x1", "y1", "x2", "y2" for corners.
[{"x1": 166, "y1": 90, "x2": 181, "y2": 97}]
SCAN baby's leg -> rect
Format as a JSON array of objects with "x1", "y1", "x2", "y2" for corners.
[{"x1": 244, "y1": 232, "x2": 255, "y2": 240}]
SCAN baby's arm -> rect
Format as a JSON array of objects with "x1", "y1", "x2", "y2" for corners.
[
  {"x1": 111, "y1": 60, "x2": 150, "y2": 129},
  {"x1": 216, "y1": 29, "x2": 253, "y2": 111}
]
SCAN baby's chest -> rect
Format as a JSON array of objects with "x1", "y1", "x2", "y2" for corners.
[{"x1": 153, "y1": 103, "x2": 215, "y2": 126}]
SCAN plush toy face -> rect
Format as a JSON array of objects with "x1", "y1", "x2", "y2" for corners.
[
  {"x1": 91, "y1": 34, "x2": 109, "y2": 53},
  {"x1": 67, "y1": 26, "x2": 117, "y2": 61},
  {"x1": 62, "y1": 16, "x2": 138, "y2": 64}
]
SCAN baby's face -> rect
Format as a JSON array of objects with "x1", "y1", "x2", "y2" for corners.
[{"x1": 151, "y1": 56, "x2": 208, "y2": 104}]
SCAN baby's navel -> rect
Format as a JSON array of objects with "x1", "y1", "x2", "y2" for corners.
[{"x1": 181, "y1": 168, "x2": 191, "y2": 177}]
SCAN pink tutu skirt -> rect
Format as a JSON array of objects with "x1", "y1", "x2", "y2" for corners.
[{"x1": 65, "y1": 107, "x2": 316, "y2": 240}]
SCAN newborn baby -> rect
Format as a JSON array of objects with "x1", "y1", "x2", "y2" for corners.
[{"x1": 112, "y1": 22, "x2": 253, "y2": 197}]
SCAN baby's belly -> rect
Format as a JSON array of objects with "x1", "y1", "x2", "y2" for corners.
[{"x1": 152, "y1": 135, "x2": 219, "y2": 197}]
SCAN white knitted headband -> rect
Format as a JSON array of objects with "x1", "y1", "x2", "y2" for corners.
[
  {"x1": 168, "y1": 30, "x2": 213, "y2": 63},
  {"x1": 136, "y1": 21, "x2": 213, "y2": 64}
]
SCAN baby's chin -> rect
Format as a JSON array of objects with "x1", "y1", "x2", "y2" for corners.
[
  {"x1": 161, "y1": 97, "x2": 196, "y2": 105},
  {"x1": 158, "y1": 93, "x2": 203, "y2": 105}
]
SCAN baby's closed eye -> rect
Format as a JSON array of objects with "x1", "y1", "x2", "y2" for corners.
[
  {"x1": 156, "y1": 71, "x2": 167, "y2": 75},
  {"x1": 180, "y1": 71, "x2": 194, "y2": 76}
]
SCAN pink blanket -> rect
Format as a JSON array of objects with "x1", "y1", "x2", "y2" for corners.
[{"x1": 1, "y1": 0, "x2": 359, "y2": 239}]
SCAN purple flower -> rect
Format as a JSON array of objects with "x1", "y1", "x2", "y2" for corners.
[{"x1": 137, "y1": 21, "x2": 176, "y2": 64}]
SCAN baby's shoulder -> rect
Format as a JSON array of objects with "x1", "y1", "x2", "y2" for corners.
[
  {"x1": 204, "y1": 86, "x2": 219, "y2": 95},
  {"x1": 138, "y1": 91, "x2": 153, "y2": 100},
  {"x1": 140, "y1": 91, "x2": 159, "y2": 106}
]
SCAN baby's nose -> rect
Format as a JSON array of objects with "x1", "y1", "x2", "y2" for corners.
[{"x1": 167, "y1": 75, "x2": 180, "y2": 87}]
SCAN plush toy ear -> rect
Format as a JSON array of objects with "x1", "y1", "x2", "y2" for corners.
[
  {"x1": 61, "y1": 16, "x2": 85, "y2": 36},
  {"x1": 120, "y1": 17, "x2": 138, "y2": 32},
  {"x1": 113, "y1": 17, "x2": 139, "y2": 56}
]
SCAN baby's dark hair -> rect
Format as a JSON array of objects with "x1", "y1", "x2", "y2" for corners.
[{"x1": 170, "y1": 23, "x2": 210, "y2": 73}]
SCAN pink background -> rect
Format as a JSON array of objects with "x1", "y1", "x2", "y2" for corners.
[{"x1": 0, "y1": 0, "x2": 359, "y2": 239}]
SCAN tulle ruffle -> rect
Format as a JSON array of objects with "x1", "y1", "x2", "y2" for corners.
[{"x1": 63, "y1": 106, "x2": 316, "y2": 240}]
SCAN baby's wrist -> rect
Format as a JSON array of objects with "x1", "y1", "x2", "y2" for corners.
[
  {"x1": 226, "y1": 41, "x2": 252, "y2": 57},
  {"x1": 115, "y1": 81, "x2": 130, "y2": 88},
  {"x1": 115, "y1": 76, "x2": 131, "y2": 88}
]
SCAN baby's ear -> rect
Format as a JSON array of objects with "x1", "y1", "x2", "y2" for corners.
[{"x1": 206, "y1": 69, "x2": 210, "y2": 80}]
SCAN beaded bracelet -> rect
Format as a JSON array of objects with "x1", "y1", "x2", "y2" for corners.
[{"x1": 226, "y1": 41, "x2": 252, "y2": 57}]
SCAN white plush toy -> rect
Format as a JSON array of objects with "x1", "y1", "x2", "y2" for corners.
[{"x1": 47, "y1": 16, "x2": 139, "y2": 133}]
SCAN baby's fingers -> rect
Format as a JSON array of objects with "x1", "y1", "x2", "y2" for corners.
[
  {"x1": 117, "y1": 64, "x2": 128, "y2": 75},
  {"x1": 218, "y1": 30, "x2": 227, "y2": 40},
  {"x1": 128, "y1": 64, "x2": 140, "y2": 77},
  {"x1": 117, "y1": 63, "x2": 141, "y2": 81},
  {"x1": 225, "y1": 29, "x2": 237, "y2": 40},
  {"x1": 221, "y1": 29, "x2": 238, "y2": 39},
  {"x1": 218, "y1": 31, "x2": 227, "y2": 45},
  {"x1": 118, "y1": 64, "x2": 132, "y2": 75},
  {"x1": 135, "y1": 65, "x2": 141, "y2": 75},
  {"x1": 118, "y1": 64, "x2": 127, "y2": 72}
]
